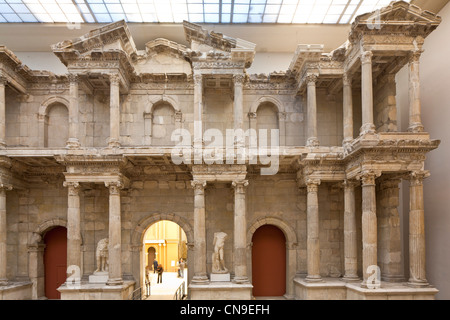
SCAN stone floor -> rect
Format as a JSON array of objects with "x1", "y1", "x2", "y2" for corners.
[{"x1": 145, "y1": 271, "x2": 187, "y2": 300}]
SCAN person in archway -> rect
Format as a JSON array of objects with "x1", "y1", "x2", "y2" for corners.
[
  {"x1": 178, "y1": 258, "x2": 186, "y2": 278},
  {"x1": 153, "y1": 259, "x2": 158, "y2": 273},
  {"x1": 156, "y1": 263, "x2": 163, "y2": 283}
]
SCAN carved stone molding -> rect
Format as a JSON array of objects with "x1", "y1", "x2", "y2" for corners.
[
  {"x1": 193, "y1": 74, "x2": 202, "y2": 86},
  {"x1": 409, "y1": 50, "x2": 423, "y2": 64},
  {"x1": 109, "y1": 73, "x2": 120, "y2": 85},
  {"x1": 343, "y1": 179, "x2": 359, "y2": 188},
  {"x1": 0, "y1": 184, "x2": 13, "y2": 192},
  {"x1": 248, "y1": 112, "x2": 257, "y2": 119},
  {"x1": 343, "y1": 72, "x2": 353, "y2": 86}
]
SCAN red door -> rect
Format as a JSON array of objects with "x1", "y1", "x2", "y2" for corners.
[
  {"x1": 44, "y1": 227, "x2": 67, "y2": 299},
  {"x1": 252, "y1": 225, "x2": 286, "y2": 296}
]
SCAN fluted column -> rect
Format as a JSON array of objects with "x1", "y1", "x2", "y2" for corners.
[
  {"x1": 66, "y1": 74, "x2": 81, "y2": 148},
  {"x1": 361, "y1": 171, "x2": 378, "y2": 287},
  {"x1": 343, "y1": 72, "x2": 354, "y2": 144},
  {"x1": 408, "y1": 170, "x2": 429, "y2": 287},
  {"x1": 306, "y1": 178, "x2": 321, "y2": 281},
  {"x1": 0, "y1": 184, "x2": 12, "y2": 285},
  {"x1": 408, "y1": 51, "x2": 424, "y2": 133},
  {"x1": 63, "y1": 182, "x2": 82, "y2": 277},
  {"x1": 306, "y1": 74, "x2": 319, "y2": 147},
  {"x1": 0, "y1": 76, "x2": 6, "y2": 149},
  {"x1": 108, "y1": 73, "x2": 121, "y2": 148},
  {"x1": 193, "y1": 74, "x2": 203, "y2": 156},
  {"x1": 343, "y1": 180, "x2": 359, "y2": 281},
  {"x1": 233, "y1": 74, "x2": 245, "y2": 147},
  {"x1": 105, "y1": 181, "x2": 123, "y2": 285},
  {"x1": 191, "y1": 180, "x2": 208, "y2": 283},
  {"x1": 360, "y1": 51, "x2": 376, "y2": 135},
  {"x1": 232, "y1": 180, "x2": 249, "y2": 283}
]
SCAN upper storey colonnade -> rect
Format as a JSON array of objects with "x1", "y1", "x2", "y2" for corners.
[{"x1": 0, "y1": 1, "x2": 442, "y2": 155}]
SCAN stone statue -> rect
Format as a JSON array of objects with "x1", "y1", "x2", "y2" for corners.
[
  {"x1": 94, "y1": 238, "x2": 109, "y2": 274},
  {"x1": 212, "y1": 232, "x2": 228, "y2": 274}
]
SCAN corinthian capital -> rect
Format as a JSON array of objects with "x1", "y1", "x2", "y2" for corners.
[
  {"x1": 358, "y1": 170, "x2": 380, "y2": 186},
  {"x1": 105, "y1": 181, "x2": 123, "y2": 195},
  {"x1": 67, "y1": 73, "x2": 79, "y2": 83},
  {"x1": 233, "y1": 74, "x2": 245, "y2": 85},
  {"x1": 191, "y1": 180, "x2": 206, "y2": 192},
  {"x1": 193, "y1": 74, "x2": 203, "y2": 86},
  {"x1": 306, "y1": 178, "x2": 320, "y2": 193},
  {"x1": 361, "y1": 51, "x2": 373, "y2": 65},
  {"x1": 109, "y1": 73, "x2": 120, "y2": 85},
  {"x1": 232, "y1": 180, "x2": 249, "y2": 194},
  {"x1": 0, "y1": 75, "x2": 7, "y2": 86},
  {"x1": 409, "y1": 170, "x2": 430, "y2": 186},
  {"x1": 63, "y1": 181, "x2": 80, "y2": 196},
  {"x1": 305, "y1": 74, "x2": 318, "y2": 84},
  {"x1": 343, "y1": 72, "x2": 353, "y2": 86},
  {"x1": 409, "y1": 50, "x2": 423, "y2": 64}
]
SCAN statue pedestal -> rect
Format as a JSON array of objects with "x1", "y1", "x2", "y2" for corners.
[
  {"x1": 89, "y1": 272, "x2": 109, "y2": 284},
  {"x1": 210, "y1": 273, "x2": 230, "y2": 282}
]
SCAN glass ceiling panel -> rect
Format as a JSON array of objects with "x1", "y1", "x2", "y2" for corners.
[{"x1": 0, "y1": 0, "x2": 412, "y2": 24}]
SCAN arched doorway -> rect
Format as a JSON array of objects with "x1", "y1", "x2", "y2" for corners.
[
  {"x1": 252, "y1": 224, "x2": 286, "y2": 297},
  {"x1": 43, "y1": 226, "x2": 67, "y2": 299},
  {"x1": 142, "y1": 220, "x2": 188, "y2": 298}
]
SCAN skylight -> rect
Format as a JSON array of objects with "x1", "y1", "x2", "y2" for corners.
[{"x1": 0, "y1": 0, "x2": 411, "y2": 24}]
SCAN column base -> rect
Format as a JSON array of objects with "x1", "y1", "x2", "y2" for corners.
[
  {"x1": 359, "y1": 123, "x2": 376, "y2": 136},
  {"x1": 407, "y1": 123, "x2": 425, "y2": 133},
  {"x1": 0, "y1": 140, "x2": 6, "y2": 149},
  {"x1": 341, "y1": 275, "x2": 360, "y2": 282},
  {"x1": 407, "y1": 279, "x2": 429, "y2": 288},
  {"x1": 191, "y1": 274, "x2": 209, "y2": 284},
  {"x1": 0, "y1": 279, "x2": 8, "y2": 286},
  {"x1": 107, "y1": 138, "x2": 121, "y2": 148},
  {"x1": 106, "y1": 278, "x2": 124, "y2": 286},
  {"x1": 306, "y1": 137, "x2": 320, "y2": 147},
  {"x1": 66, "y1": 138, "x2": 81, "y2": 149},
  {"x1": 305, "y1": 275, "x2": 323, "y2": 282},
  {"x1": 233, "y1": 276, "x2": 250, "y2": 284}
]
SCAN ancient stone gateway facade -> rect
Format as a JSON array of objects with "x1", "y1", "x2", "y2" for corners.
[{"x1": 0, "y1": 1, "x2": 443, "y2": 300}]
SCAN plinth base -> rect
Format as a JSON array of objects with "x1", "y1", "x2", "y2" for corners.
[
  {"x1": 294, "y1": 277, "x2": 439, "y2": 300},
  {"x1": 58, "y1": 280, "x2": 135, "y2": 300},
  {"x1": 210, "y1": 273, "x2": 230, "y2": 282},
  {"x1": 189, "y1": 282, "x2": 253, "y2": 300},
  {"x1": 0, "y1": 281, "x2": 32, "y2": 300},
  {"x1": 89, "y1": 273, "x2": 108, "y2": 284}
]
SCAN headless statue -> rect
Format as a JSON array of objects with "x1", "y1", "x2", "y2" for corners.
[
  {"x1": 212, "y1": 232, "x2": 228, "y2": 274},
  {"x1": 94, "y1": 238, "x2": 109, "y2": 274}
]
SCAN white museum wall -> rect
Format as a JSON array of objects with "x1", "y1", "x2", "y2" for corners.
[{"x1": 397, "y1": 1, "x2": 450, "y2": 300}]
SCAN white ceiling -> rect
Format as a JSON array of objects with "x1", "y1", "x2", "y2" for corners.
[{"x1": 0, "y1": 0, "x2": 447, "y2": 53}]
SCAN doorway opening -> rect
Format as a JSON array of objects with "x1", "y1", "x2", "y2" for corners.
[
  {"x1": 43, "y1": 226, "x2": 67, "y2": 299},
  {"x1": 142, "y1": 220, "x2": 188, "y2": 299},
  {"x1": 251, "y1": 224, "x2": 286, "y2": 297}
]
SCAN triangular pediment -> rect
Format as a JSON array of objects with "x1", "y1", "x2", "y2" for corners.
[
  {"x1": 51, "y1": 20, "x2": 137, "y2": 58},
  {"x1": 356, "y1": 1, "x2": 441, "y2": 25}
]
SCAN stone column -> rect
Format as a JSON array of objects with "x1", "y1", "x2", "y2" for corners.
[
  {"x1": 0, "y1": 184, "x2": 12, "y2": 285},
  {"x1": 278, "y1": 112, "x2": 286, "y2": 147},
  {"x1": 360, "y1": 171, "x2": 378, "y2": 286},
  {"x1": 233, "y1": 74, "x2": 245, "y2": 147},
  {"x1": 360, "y1": 51, "x2": 376, "y2": 135},
  {"x1": 0, "y1": 76, "x2": 6, "y2": 149},
  {"x1": 191, "y1": 180, "x2": 208, "y2": 283},
  {"x1": 343, "y1": 180, "x2": 359, "y2": 281},
  {"x1": 343, "y1": 72, "x2": 354, "y2": 144},
  {"x1": 232, "y1": 180, "x2": 249, "y2": 283},
  {"x1": 408, "y1": 51, "x2": 424, "y2": 133},
  {"x1": 108, "y1": 73, "x2": 121, "y2": 148},
  {"x1": 67, "y1": 74, "x2": 81, "y2": 148},
  {"x1": 408, "y1": 171, "x2": 429, "y2": 287},
  {"x1": 63, "y1": 182, "x2": 82, "y2": 278},
  {"x1": 143, "y1": 112, "x2": 153, "y2": 145},
  {"x1": 306, "y1": 74, "x2": 319, "y2": 147},
  {"x1": 193, "y1": 74, "x2": 203, "y2": 153},
  {"x1": 105, "y1": 181, "x2": 123, "y2": 285},
  {"x1": 306, "y1": 178, "x2": 321, "y2": 281}
]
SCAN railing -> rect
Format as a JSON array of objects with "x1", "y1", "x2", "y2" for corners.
[
  {"x1": 173, "y1": 281, "x2": 186, "y2": 300},
  {"x1": 129, "y1": 286, "x2": 143, "y2": 300}
]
